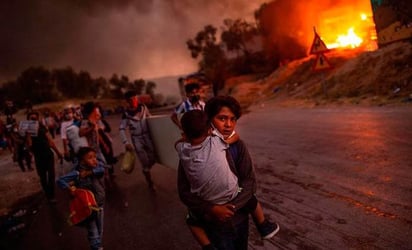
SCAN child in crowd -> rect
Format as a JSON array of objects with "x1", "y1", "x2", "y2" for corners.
[
  {"x1": 57, "y1": 147, "x2": 105, "y2": 250},
  {"x1": 170, "y1": 82, "x2": 205, "y2": 130},
  {"x1": 175, "y1": 110, "x2": 279, "y2": 250}
]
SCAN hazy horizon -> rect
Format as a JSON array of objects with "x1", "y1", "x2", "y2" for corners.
[{"x1": 0, "y1": 0, "x2": 268, "y2": 83}]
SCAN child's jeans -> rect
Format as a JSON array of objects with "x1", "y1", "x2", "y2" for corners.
[{"x1": 86, "y1": 207, "x2": 104, "y2": 250}]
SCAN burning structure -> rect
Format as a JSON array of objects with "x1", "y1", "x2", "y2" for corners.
[{"x1": 257, "y1": 0, "x2": 411, "y2": 62}]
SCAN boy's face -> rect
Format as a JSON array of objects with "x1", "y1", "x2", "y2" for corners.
[
  {"x1": 89, "y1": 107, "x2": 101, "y2": 121},
  {"x1": 186, "y1": 88, "x2": 200, "y2": 103},
  {"x1": 64, "y1": 110, "x2": 73, "y2": 120},
  {"x1": 211, "y1": 107, "x2": 237, "y2": 139},
  {"x1": 81, "y1": 151, "x2": 98, "y2": 168}
]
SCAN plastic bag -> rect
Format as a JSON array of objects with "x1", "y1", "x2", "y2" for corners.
[
  {"x1": 68, "y1": 188, "x2": 100, "y2": 226},
  {"x1": 121, "y1": 150, "x2": 136, "y2": 174}
]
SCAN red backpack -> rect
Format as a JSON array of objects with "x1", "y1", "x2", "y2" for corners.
[{"x1": 68, "y1": 188, "x2": 100, "y2": 226}]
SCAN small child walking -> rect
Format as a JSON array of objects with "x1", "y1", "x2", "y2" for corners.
[
  {"x1": 57, "y1": 147, "x2": 105, "y2": 250},
  {"x1": 176, "y1": 110, "x2": 279, "y2": 250}
]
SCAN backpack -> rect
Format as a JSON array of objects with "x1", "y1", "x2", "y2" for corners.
[{"x1": 68, "y1": 188, "x2": 100, "y2": 226}]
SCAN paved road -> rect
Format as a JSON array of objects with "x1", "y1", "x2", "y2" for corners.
[
  {"x1": 237, "y1": 105, "x2": 412, "y2": 249},
  {"x1": 3, "y1": 105, "x2": 412, "y2": 250}
]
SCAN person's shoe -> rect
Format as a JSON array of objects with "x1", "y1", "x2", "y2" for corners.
[{"x1": 257, "y1": 220, "x2": 280, "y2": 240}]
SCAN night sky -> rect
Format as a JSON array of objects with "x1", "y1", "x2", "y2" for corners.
[{"x1": 0, "y1": 0, "x2": 267, "y2": 82}]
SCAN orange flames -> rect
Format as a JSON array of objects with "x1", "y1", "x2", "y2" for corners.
[
  {"x1": 319, "y1": 9, "x2": 377, "y2": 51},
  {"x1": 328, "y1": 27, "x2": 363, "y2": 49}
]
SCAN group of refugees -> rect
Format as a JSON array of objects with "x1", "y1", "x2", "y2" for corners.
[
  {"x1": 2, "y1": 79, "x2": 280, "y2": 250},
  {"x1": 57, "y1": 94, "x2": 157, "y2": 250}
]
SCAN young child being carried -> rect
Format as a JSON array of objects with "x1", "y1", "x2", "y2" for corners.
[
  {"x1": 175, "y1": 110, "x2": 279, "y2": 250},
  {"x1": 57, "y1": 147, "x2": 105, "y2": 250}
]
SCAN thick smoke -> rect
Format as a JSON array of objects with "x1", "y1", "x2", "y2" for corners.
[{"x1": 0, "y1": 0, "x2": 267, "y2": 82}]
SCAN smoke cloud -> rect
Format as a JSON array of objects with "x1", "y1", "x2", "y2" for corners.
[{"x1": 0, "y1": 0, "x2": 267, "y2": 82}]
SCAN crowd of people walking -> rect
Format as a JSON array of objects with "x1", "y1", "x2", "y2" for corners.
[{"x1": 0, "y1": 79, "x2": 280, "y2": 250}]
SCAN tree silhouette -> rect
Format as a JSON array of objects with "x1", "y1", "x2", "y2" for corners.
[
  {"x1": 221, "y1": 18, "x2": 258, "y2": 57},
  {"x1": 186, "y1": 25, "x2": 227, "y2": 96},
  {"x1": 145, "y1": 81, "x2": 156, "y2": 100}
]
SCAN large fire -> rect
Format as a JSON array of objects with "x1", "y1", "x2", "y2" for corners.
[
  {"x1": 319, "y1": 9, "x2": 377, "y2": 51},
  {"x1": 258, "y1": 0, "x2": 379, "y2": 61}
]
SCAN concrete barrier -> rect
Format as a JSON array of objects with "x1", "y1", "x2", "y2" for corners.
[{"x1": 147, "y1": 115, "x2": 181, "y2": 169}]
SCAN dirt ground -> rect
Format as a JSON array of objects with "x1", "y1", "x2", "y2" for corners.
[{"x1": 0, "y1": 150, "x2": 42, "y2": 216}]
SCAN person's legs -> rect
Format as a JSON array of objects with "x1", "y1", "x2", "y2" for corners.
[
  {"x1": 24, "y1": 148, "x2": 33, "y2": 170},
  {"x1": 45, "y1": 155, "x2": 56, "y2": 201},
  {"x1": 250, "y1": 200, "x2": 279, "y2": 240},
  {"x1": 233, "y1": 215, "x2": 250, "y2": 250},
  {"x1": 16, "y1": 145, "x2": 26, "y2": 172},
  {"x1": 189, "y1": 225, "x2": 213, "y2": 248},
  {"x1": 204, "y1": 221, "x2": 237, "y2": 250},
  {"x1": 143, "y1": 135, "x2": 156, "y2": 167},
  {"x1": 49, "y1": 127, "x2": 55, "y2": 139},
  {"x1": 252, "y1": 202, "x2": 265, "y2": 224},
  {"x1": 133, "y1": 136, "x2": 155, "y2": 190},
  {"x1": 96, "y1": 208, "x2": 104, "y2": 242},
  {"x1": 86, "y1": 213, "x2": 103, "y2": 250},
  {"x1": 186, "y1": 211, "x2": 214, "y2": 249},
  {"x1": 34, "y1": 157, "x2": 48, "y2": 196}
]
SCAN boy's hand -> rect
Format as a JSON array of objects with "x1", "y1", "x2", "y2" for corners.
[
  {"x1": 209, "y1": 204, "x2": 236, "y2": 222},
  {"x1": 224, "y1": 132, "x2": 239, "y2": 144}
]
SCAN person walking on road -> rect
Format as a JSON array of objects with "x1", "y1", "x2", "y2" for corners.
[
  {"x1": 10, "y1": 122, "x2": 33, "y2": 172},
  {"x1": 171, "y1": 82, "x2": 205, "y2": 130},
  {"x1": 79, "y1": 102, "x2": 107, "y2": 164},
  {"x1": 60, "y1": 107, "x2": 76, "y2": 162},
  {"x1": 119, "y1": 90, "x2": 156, "y2": 191},
  {"x1": 176, "y1": 110, "x2": 279, "y2": 249},
  {"x1": 178, "y1": 96, "x2": 279, "y2": 249},
  {"x1": 62, "y1": 107, "x2": 89, "y2": 166},
  {"x1": 57, "y1": 146, "x2": 105, "y2": 250},
  {"x1": 42, "y1": 111, "x2": 57, "y2": 139},
  {"x1": 26, "y1": 111, "x2": 63, "y2": 203}
]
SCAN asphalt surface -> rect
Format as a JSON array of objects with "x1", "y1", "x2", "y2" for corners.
[
  {"x1": 237, "y1": 105, "x2": 412, "y2": 249},
  {"x1": 2, "y1": 105, "x2": 412, "y2": 250}
]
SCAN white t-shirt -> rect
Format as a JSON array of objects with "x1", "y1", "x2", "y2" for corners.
[
  {"x1": 60, "y1": 120, "x2": 73, "y2": 140},
  {"x1": 174, "y1": 100, "x2": 205, "y2": 114},
  {"x1": 66, "y1": 123, "x2": 88, "y2": 154},
  {"x1": 176, "y1": 135, "x2": 239, "y2": 204}
]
